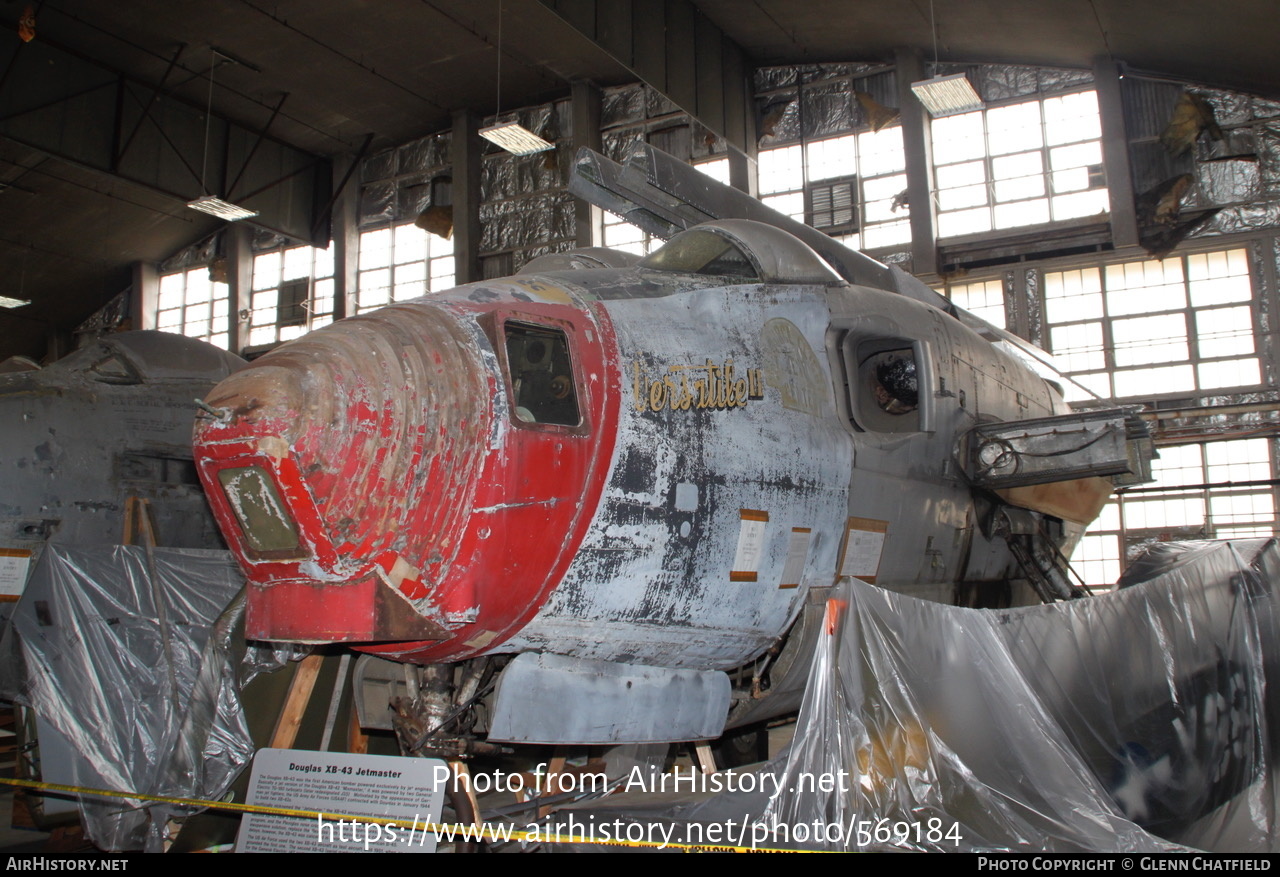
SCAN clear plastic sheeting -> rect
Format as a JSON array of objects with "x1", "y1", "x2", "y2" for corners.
[
  {"x1": 0, "y1": 545, "x2": 283, "y2": 851},
  {"x1": 552, "y1": 539, "x2": 1279, "y2": 852}
]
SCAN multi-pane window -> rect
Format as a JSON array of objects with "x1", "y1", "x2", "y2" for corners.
[
  {"x1": 247, "y1": 245, "x2": 336, "y2": 348},
  {"x1": 156, "y1": 267, "x2": 231, "y2": 350},
  {"x1": 601, "y1": 211, "x2": 654, "y2": 257},
  {"x1": 356, "y1": 223, "x2": 454, "y2": 313},
  {"x1": 758, "y1": 127, "x2": 910, "y2": 250},
  {"x1": 945, "y1": 278, "x2": 1007, "y2": 328},
  {"x1": 1044, "y1": 249, "x2": 1257, "y2": 400},
  {"x1": 601, "y1": 158, "x2": 729, "y2": 256},
  {"x1": 1070, "y1": 437, "x2": 1279, "y2": 589},
  {"x1": 931, "y1": 90, "x2": 1108, "y2": 238}
]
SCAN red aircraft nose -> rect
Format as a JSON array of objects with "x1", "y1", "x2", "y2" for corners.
[
  {"x1": 194, "y1": 303, "x2": 491, "y2": 643},
  {"x1": 194, "y1": 291, "x2": 619, "y2": 660}
]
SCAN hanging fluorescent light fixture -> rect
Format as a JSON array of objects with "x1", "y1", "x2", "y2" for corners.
[
  {"x1": 479, "y1": 121, "x2": 553, "y2": 155},
  {"x1": 186, "y1": 49, "x2": 258, "y2": 221},
  {"x1": 480, "y1": 0, "x2": 555, "y2": 156},
  {"x1": 911, "y1": 2, "x2": 983, "y2": 118},
  {"x1": 187, "y1": 194, "x2": 259, "y2": 221},
  {"x1": 0, "y1": 295, "x2": 30, "y2": 309},
  {"x1": 910, "y1": 73, "x2": 984, "y2": 117}
]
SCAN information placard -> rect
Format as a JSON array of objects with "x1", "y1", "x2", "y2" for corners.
[{"x1": 235, "y1": 748, "x2": 447, "y2": 853}]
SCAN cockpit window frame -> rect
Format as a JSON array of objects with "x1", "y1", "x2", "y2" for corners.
[
  {"x1": 830, "y1": 330, "x2": 936, "y2": 436},
  {"x1": 482, "y1": 311, "x2": 592, "y2": 437}
]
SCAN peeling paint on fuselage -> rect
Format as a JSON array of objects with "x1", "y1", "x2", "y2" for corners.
[
  {"x1": 194, "y1": 254, "x2": 1090, "y2": 670},
  {"x1": 507, "y1": 285, "x2": 851, "y2": 670}
]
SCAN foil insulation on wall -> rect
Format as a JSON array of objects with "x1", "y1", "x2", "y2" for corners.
[
  {"x1": 158, "y1": 234, "x2": 220, "y2": 274},
  {"x1": 601, "y1": 83, "x2": 725, "y2": 168},
  {"x1": 360, "y1": 149, "x2": 396, "y2": 184},
  {"x1": 358, "y1": 132, "x2": 452, "y2": 228},
  {"x1": 602, "y1": 83, "x2": 646, "y2": 128},
  {"x1": 756, "y1": 66, "x2": 897, "y2": 148},
  {"x1": 801, "y1": 81, "x2": 854, "y2": 140},
  {"x1": 931, "y1": 63, "x2": 1093, "y2": 103},
  {"x1": 1023, "y1": 268, "x2": 1043, "y2": 348},
  {"x1": 1124, "y1": 79, "x2": 1280, "y2": 238},
  {"x1": 477, "y1": 100, "x2": 575, "y2": 272},
  {"x1": 358, "y1": 180, "x2": 396, "y2": 226}
]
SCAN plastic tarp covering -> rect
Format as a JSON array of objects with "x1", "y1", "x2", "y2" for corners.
[
  {"x1": 550, "y1": 539, "x2": 1279, "y2": 852},
  {"x1": 0, "y1": 545, "x2": 286, "y2": 852}
]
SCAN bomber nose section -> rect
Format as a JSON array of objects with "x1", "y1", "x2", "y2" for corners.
[{"x1": 193, "y1": 303, "x2": 491, "y2": 643}]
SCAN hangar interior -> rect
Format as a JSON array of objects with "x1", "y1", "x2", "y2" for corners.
[
  {"x1": 0, "y1": 0, "x2": 1279, "y2": 854},
  {"x1": 2, "y1": 0, "x2": 1275, "y2": 590}
]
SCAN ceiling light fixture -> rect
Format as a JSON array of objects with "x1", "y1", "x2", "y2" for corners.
[
  {"x1": 910, "y1": 73, "x2": 984, "y2": 117},
  {"x1": 481, "y1": 0, "x2": 554, "y2": 156},
  {"x1": 186, "y1": 49, "x2": 258, "y2": 221},
  {"x1": 910, "y1": 1, "x2": 984, "y2": 118},
  {"x1": 480, "y1": 121, "x2": 553, "y2": 155},
  {"x1": 187, "y1": 195, "x2": 259, "y2": 221},
  {"x1": 3, "y1": 246, "x2": 31, "y2": 309}
]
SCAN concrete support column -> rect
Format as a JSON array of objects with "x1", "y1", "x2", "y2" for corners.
[
  {"x1": 225, "y1": 225, "x2": 253, "y2": 354},
  {"x1": 1093, "y1": 55, "x2": 1139, "y2": 249},
  {"x1": 332, "y1": 152, "x2": 361, "y2": 320},
  {"x1": 895, "y1": 48, "x2": 938, "y2": 278},
  {"x1": 572, "y1": 80, "x2": 604, "y2": 247},
  {"x1": 130, "y1": 260, "x2": 159, "y2": 331},
  {"x1": 452, "y1": 109, "x2": 483, "y2": 285}
]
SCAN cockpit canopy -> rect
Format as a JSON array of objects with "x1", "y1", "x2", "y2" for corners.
[{"x1": 639, "y1": 219, "x2": 843, "y2": 285}]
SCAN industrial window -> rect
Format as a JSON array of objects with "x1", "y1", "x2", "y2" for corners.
[
  {"x1": 758, "y1": 128, "x2": 910, "y2": 250},
  {"x1": 601, "y1": 211, "x2": 655, "y2": 257},
  {"x1": 247, "y1": 244, "x2": 336, "y2": 347},
  {"x1": 155, "y1": 266, "x2": 231, "y2": 350},
  {"x1": 1044, "y1": 249, "x2": 1257, "y2": 400},
  {"x1": 1069, "y1": 437, "x2": 1279, "y2": 590},
  {"x1": 356, "y1": 222, "x2": 454, "y2": 313},
  {"x1": 931, "y1": 90, "x2": 1108, "y2": 238},
  {"x1": 945, "y1": 278, "x2": 1007, "y2": 329}
]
